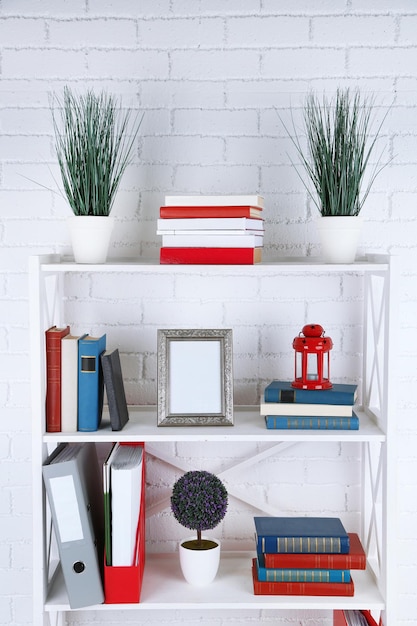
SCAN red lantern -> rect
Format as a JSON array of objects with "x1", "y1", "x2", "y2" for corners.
[{"x1": 292, "y1": 324, "x2": 333, "y2": 390}]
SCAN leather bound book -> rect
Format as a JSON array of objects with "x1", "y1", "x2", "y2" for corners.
[{"x1": 45, "y1": 325, "x2": 70, "y2": 432}]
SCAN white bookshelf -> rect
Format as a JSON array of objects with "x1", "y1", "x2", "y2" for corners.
[{"x1": 30, "y1": 254, "x2": 396, "y2": 626}]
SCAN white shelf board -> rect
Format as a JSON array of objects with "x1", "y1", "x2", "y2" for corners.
[
  {"x1": 39, "y1": 254, "x2": 389, "y2": 274},
  {"x1": 45, "y1": 552, "x2": 385, "y2": 612},
  {"x1": 43, "y1": 406, "x2": 386, "y2": 444}
]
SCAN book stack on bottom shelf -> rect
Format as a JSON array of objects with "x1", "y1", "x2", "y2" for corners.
[
  {"x1": 334, "y1": 609, "x2": 379, "y2": 626},
  {"x1": 260, "y1": 380, "x2": 359, "y2": 430},
  {"x1": 158, "y1": 194, "x2": 264, "y2": 264},
  {"x1": 252, "y1": 517, "x2": 366, "y2": 597}
]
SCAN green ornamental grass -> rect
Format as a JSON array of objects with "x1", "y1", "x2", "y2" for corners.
[
  {"x1": 284, "y1": 89, "x2": 388, "y2": 217},
  {"x1": 52, "y1": 87, "x2": 142, "y2": 216}
]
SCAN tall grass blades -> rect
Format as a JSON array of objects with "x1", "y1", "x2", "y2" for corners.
[
  {"x1": 283, "y1": 89, "x2": 388, "y2": 216},
  {"x1": 52, "y1": 87, "x2": 142, "y2": 216}
]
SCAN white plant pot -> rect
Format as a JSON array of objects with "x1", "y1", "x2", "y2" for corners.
[
  {"x1": 67, "y1": 215, "x2": 114, "y2": 264},
  {"x1": 316, "y1": 215, "x2": 363, "y2": 264},
  {"x1": 179, "y1": 537, "x2": 221, "y2": 586}
]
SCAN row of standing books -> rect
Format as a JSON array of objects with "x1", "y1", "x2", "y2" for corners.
[
  {"x1": 252, "y1": 516, "x2": 364, "y2": 597},
  {"x1": 158, "y1": 194, "x2": 265, "y2": 264},
  {"x1": 260, "y1": 380, "x2": 359, "y2": 430},
  {"x1": 45, "y1": 326, "x2": 129, "y2": 433},
  {"x1": 42, "y1": 441, "x2": 145, "y2": 609}
]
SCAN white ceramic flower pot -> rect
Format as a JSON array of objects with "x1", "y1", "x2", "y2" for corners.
[
  {"x1": 179, "y1": 537, "x2": 221, "y2": 586},
  {"x1": 316, "y1": 215, "x2": 363, "y2": 264},
  {"x1": 67, "y1": 215, "x2": 114, "y2": 264}
]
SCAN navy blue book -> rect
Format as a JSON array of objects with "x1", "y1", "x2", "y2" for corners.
[
  {"x1": 254, "y1": 517, "x2": 350, "y2": 554},
  {"x1": 264, "y1": 380, "x2": 357, "y2": 405}
]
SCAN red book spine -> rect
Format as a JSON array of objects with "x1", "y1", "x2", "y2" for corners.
[
  {"x1": 263, "y1": 533, "x2": 366, "y2": 570},
  {"x1": 160, "y1": 206, "x2": 263, "y2": 219},
  {"x1": 45, "y1": 326, "x2": 70, "y2": 432},
  {"x1": 160, "y1": 247, "x2": 262, "y2": 265},
  {"x1": 252, "y1": 560, "x2": 354, "y2": 596}
]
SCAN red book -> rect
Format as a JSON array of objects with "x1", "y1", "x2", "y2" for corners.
[
  {"x1": 333, "y1": 609, "x2": 379, "y2": 626},
  {"x1": 160, "y1": 206, "x2": 263, "y2": 219},
  {"x1": 263, "y1": 533, "x2": 366, "y2": 569},
  {"x1": 45, "y1": 325, "x2": 70, "y2": 432},
  {"x1": 252, "y1": 560, "x2": 354, "y2": 596},
  {"x1": 160, "y1": 247, "x2": 262, "y2": 265}
]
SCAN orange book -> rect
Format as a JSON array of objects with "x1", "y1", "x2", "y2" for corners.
[{"x1": 45, "y1": 325, "x2": 70, "y2": 432}]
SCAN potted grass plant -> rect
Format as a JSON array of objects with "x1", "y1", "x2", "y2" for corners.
[
  {"x1": 283, "y1": 88, "x2": 388, "y2": 263},
  {"x1": 52, "y1": 86, "x2": 142, "y2": 263},
  {"x1": 171, "y1": 470, "x2": 228, "y2": 586}
]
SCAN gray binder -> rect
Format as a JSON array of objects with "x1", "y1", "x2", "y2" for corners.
[{"x1": 43, "y1": 442, "x2": 104, "y2": 608}]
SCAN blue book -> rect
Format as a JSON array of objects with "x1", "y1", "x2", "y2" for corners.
[
  {"x1": 264, "y1": 380, "x2": 357, "y2": 405},
  {"x1": 264, "y1": 412, "x2": 359, "y2": 430},
  {"x1": 255, "y1": 554, "x2": 351, "y2": 583},
  {"x1": 254, "y1": 517, "x2": 350, "y2": 554},
  {"x1": 78, "y1": 334, "x2": 106, "y2": 432}
]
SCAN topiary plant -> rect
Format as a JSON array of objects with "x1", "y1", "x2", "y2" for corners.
[{"x1": 171, "y1": 470, "x2": 228, "y2": 550}]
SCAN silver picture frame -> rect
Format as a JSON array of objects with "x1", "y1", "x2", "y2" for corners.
[{"x1": 157, "y1": 328, "x2": 233, "y2": 426}]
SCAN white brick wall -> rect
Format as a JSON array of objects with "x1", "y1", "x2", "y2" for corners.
[{"x1": 1, "y1": 2, "x2": 416, "y2": 624}]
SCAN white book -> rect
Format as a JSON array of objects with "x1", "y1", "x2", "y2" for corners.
[
  {"x1": 260, "y1": 402, "x2": 353, "y2": 417},
  {"x1": 61, "y1": 333, "x2": 87, "y2": 432},
  {"x1": 110, "y1": 445, "x2": 143, "y2": 566},
  {"x1": 158, "y1": 229, "x2": 264, "y2": 236},
  {"x1": 161, "y1": 233, "x2": 264, "y2": 248},
  {"x1": 157, "y1": 217, "x2": 264, "y2": 231},
  {"x1": 164, "y1": 194, "x2": 264, "y2": 208}
]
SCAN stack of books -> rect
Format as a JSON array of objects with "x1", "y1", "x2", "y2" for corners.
[
  {"x1": 252, "y1": 516, "x2": 366, "y2": 596},
  {"x1": 45, "y1": 326, "x2": 128, "y2": 433},
  {"x1": 260, "y1": 380, "x2": 359, "y2": 430},
  {"x1": 158, "y1": 194, "x2": 264, "y2": 264}
]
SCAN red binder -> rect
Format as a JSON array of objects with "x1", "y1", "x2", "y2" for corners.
[
  {"x1": 333, "y1": 610, "x2": 380, "y2": 626},
  {"x1": 104, "y1": 442, "x2": 145, "y2": 603}
]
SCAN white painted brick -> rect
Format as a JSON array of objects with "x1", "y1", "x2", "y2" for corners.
[
  {"x1": 141, "y1": 80, "x2": 225, "y2": 108},
  {"x1": 227, "y1": 16, "x2": 310, "y2": 46},
  {"x1": 262, "y1": 48, "x2": 346, "y2": 78},
  {"x1": 88, "y1": 0, "x2": 170, "y2": 17},
  {"x1": 313, "y1": 16, "x2": 396, "y2": 44},
  {"x1": 173, "y1": 164, "x2": 260, "y2": 192},
  {"x1": 1, "y1": 0, "x2": 86, "y2": 14},
  {"x1": 261, "y1": 0, "x2": 348, "y2": 12},
  {"x1": 174, "y1": 109, "x2": 259, "y2": 136},
  {"x1": 48, "y1": 18, "x2": 137, "y2": 46},
  {"x1": 171, "y1": 49, "x2": 260, "y2": 79},
  {"x1": 138, "y1": 17, "x2": 225, "y2": 48},
  {"x1": 349, "y1": 47, "x2": 417, "y2": 77},
  {"x1": 0, "y1": 17, "x2": 45, "y2": 44},
  {"x1": 87, "y1": 49, "x2": 169, "y2": 79},
  {"x1": 142, "y1": 136, "x2": 224, "y2": 164},
  {"x1": 2, "y1": 49, "x2": 88, "y2": 79},
  {"x1": 0, "y1": 569, "x2": 31, "y2": 597},
  {"x1": 0, "y1": 597, "x2": 12, "y2": 624}
]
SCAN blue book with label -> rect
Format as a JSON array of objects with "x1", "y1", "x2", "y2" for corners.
[
  {"x1": 255, "y1": 554, "x2": 351, "y2": 583},
  {"x1": 264, "y1": 413, "x2": 359, "y2": 430},
  {"x1": 78, "y1": 334, "x2": 106, "y2": 432},
  {"x1": 254, "y1": 517, "x2": 350, "y2": 554},
  {"x1": 264, "y1": 380, "x2": 358, "y2": 405}
]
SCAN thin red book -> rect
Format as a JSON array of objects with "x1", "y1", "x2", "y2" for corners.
[
  {"x1": 160, "y1": 247, "x2": 262, "y2": 265},
  {"x1": 333, "y1": 609, "x2": 379, "y2": 626},
  {"x1": 263, "y1": 533, "x2": 366, "y2": 569},
  {"x1": 160, "y1": 206, "x2": 263, "y2": 219},
  {"x1": 45, "y1": 325, "x2": 70, "y2": 432},
  {"x1": 252, "y1": 559, "x2": 354, "y2": 596}
]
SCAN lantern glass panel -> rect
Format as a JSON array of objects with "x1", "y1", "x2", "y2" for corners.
[{"x1": 307, "y1": 353, "x2": 319, "y2": 380}]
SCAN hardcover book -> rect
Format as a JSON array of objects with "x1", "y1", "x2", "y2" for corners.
[
  {"x1": 252, "y1": 560, "x2": 354, "y2": 596},
  {"x1": 160, "y1": 205, "x2": 263, "y2": 219},
  {"x1": 255, "y1": 554, "x2": 351, "y2": 583},
  {"x1": 160, "y1": 246, "x2": 262, "y2": 265},
  {"x1": 101, "y1": 349, "x2": 129, "y2": 431},
  {"x1": 157, "y1": 217, "x2": 264, "y2": 231},
  {"x1": 161, "y1": 233, "x2": 264, "y2": 248},
  {"x1": 61, "y1": 333, "x2": 87, "y2": 433},
  {"x1": 254, "y1": 517, "x2": 350, "y2": 554},
  {"x1": 264, "y1": 380, "x2": 358, "y2": 405},
  {"x1": 264, "y1": 413, "x2": 360, "y2": 430},
  {"x1": 263, "y1": 533, "x2": 366, "y2": 569},
  {"x1": 260, "y1": 402, "x2": 353, "y2": 417},
  {"x1": 164, "y1": 194, "x2": 264, "y2": 208},
  {"x1": 45, "y1": 325, "x2": 70, "y2": 432},
  {"x1": 78, "y1": 334, "x2": 106, "y2": 432}
]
